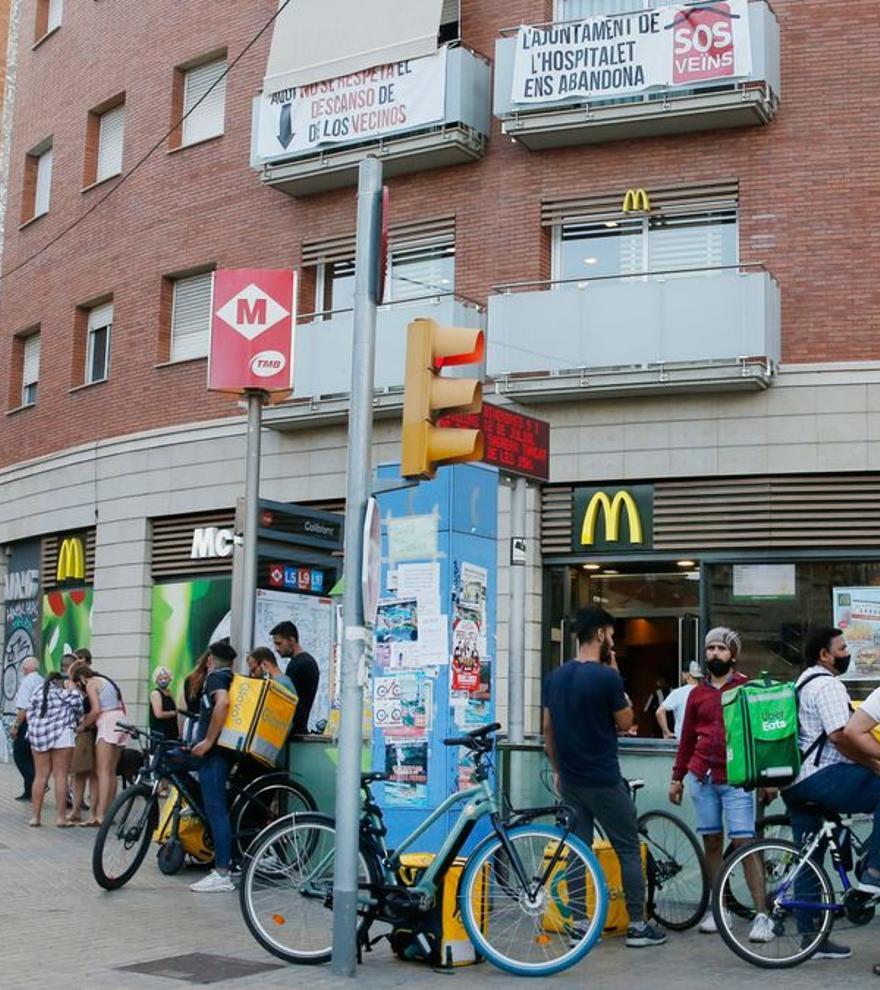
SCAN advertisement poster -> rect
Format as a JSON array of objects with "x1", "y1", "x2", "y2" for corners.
[
  {"x1": 384, "y1": 738, "x2": 429, "y2": 807},
  {"x1": 150, "y1": 578, "x2": 232, "y2": 694},
  {"x1": 42, "y1": 590, "x2": 93, "y2": 674},
  {"x1": 258, "y1": 49, "x2": 446, "y2": 159},
  {"x1": 373, "y1": 671, "x2": 431, "y2": 732},
  {"x1": 511, "y1": 0, "x2": 751, "y2": 105},
  {"x1": 833, "y1": 587, "x2": 880, "y2": 680}
]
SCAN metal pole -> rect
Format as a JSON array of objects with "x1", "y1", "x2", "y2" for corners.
[
  {"x1": 331, "y1": 156, "x2": 381, "y2": 977},
  {"x1": 508, "y1": 476, "x2": 527, "y2": 745},
  {"x1": 239, "y1": 391, "x2": 264, "y2": 659}
]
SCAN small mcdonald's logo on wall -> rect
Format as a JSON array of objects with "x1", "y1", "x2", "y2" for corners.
[{"x1": 572, "y1": 486, "x2": 654, "y2": 552}]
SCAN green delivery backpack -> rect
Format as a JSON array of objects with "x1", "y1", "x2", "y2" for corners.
[{"x1": 723, "y1": 676, "x2": 802, "y2": 789}]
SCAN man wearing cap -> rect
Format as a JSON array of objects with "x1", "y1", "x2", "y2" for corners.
[
  {"x1": 656, "y1": 663, "x2": 703, "y2": 741},
  {"x1": 669, "y1": 627, "x2": 773, "y2": 941}
]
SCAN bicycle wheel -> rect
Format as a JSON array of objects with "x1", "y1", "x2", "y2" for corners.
[
  {"x1": 640, "y1": 810, "x2": 707, "y2": 931},
  {"x1": 239, "y1": 813, "x2": 378, "y2": 965},
  {"x1": 92, "y1": 784, "x2": 159, "y2": 890},
  {"x1": 724, "y1": 814, "x2": 793, "y2": 919},
  {"x1": 458, "y1": 824, "x2": 607, "y2": 977},
  {"x1": 231, "y1": 775, "x2": 317, "y2": 860},
  {"x1": 712, "y1": 838, "x2": 836, "y2": 968}
]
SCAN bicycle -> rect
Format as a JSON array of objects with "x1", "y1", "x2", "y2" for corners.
[
  {"x1": 711, "y1": 801, "x2": 877, "y2": 968},
  {"x1": 239, "y1": 722, "x2": 610, "y2": 977},
  {"x1": 538, "y1": 767, "x2": 709, "y2": 931},
  {"x1": 92, "y1": 721, "x2": 316, "y2": 889}
]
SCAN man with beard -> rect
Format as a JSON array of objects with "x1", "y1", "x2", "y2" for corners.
[{"x1": 543, "y1": 606, "x2": 666, "y2": 948}]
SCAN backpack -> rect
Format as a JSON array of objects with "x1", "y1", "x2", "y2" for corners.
[{"x1": 722, "y1": 675, "x2": 801, "y2": 789}]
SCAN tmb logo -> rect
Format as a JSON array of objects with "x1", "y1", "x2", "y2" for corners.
[
  {"x1": 249, "y1": 350, "x2": 286, "y2": 378},
  {"x1": 215, "y1": 283, "x2": 289, "y2": 341},
  {"x1": 672, "y1": 2, "x2": 736, "y2": 85}
]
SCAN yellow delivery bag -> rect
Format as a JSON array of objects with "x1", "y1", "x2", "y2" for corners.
[{"x1": 218, "y1": 674, "x2": 298, "y2": 766}]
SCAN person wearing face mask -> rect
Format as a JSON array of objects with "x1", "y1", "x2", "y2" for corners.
[
  {"x1": 149, "y1": 666, "x2": 179, "y2": 741},
  {"x1": 778, "y1": 627, "x2": 880, "y2": 960},
  {"x1": 669, "y1": 627, "x2": 774, "y2": 941}
]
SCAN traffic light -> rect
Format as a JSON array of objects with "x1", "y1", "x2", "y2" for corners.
[{"x1": 401, "y1": 318, "x2": 484, "y2": 480}]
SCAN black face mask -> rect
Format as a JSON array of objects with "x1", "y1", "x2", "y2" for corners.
[
  {"x1": 706, "y1": 659, "x2": 734, "y2": 678},
  {"x1": 832, "y1": 654, "x2": 851, "y2": 675}
]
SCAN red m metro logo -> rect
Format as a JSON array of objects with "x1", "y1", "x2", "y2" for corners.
[{"x1": 672, "y1": 2, "x2": 736, "y2": 85}]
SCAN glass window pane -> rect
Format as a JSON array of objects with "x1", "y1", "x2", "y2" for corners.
[
  {"x1": 326, "y1": 260, "x2": 355, "y2": 313},
  {"x1": 386, "y1": 246, "x2": 454, "y2": 302},
  {"x1": 648, "y1": 210, "x2": 737, "y2": 275},
  {"x1": 559, "y1": 219, "x2": 643, "y2": 280},
  {"x1": 88, "y1": 325, "x2": 109, "y2": 382}
]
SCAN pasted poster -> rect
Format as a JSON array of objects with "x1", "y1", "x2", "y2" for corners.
[
  {"x1": 511, "y1": 0, "x2": 751, "y2": 105},
  {"x1": 3, "y1": 540, "x2": 41, "y2": 711},
  {"x1": 384, "y1": 737, "x2": 429, "y2": 808},
  {"x1": 255, "y1": 588, "x2": 336, "y2": 731},
  {"x1": 42, "y1": 590, "x2": 93, "y2": 673},
  {"x1": 150, "y1": 578, "x2": 232, "y2": 700},
  {"x1": 373, "y1": 671, "x2": 431, "y2": 732},
  {"x1": 833, "y1": 587, "x2": 880, "y2": 680}
]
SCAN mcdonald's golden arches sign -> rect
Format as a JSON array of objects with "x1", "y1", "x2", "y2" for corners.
[
  {"x1": 572, "y1": 485, "x2": 654, "y2": 552},
  {"x1": 56, "y1": 536, "x2": 86, "y2": 582}
]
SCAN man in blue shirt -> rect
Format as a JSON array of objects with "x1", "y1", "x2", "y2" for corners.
[{"x1": 543, "y1": 606, "x2": 666, "y2": 948}]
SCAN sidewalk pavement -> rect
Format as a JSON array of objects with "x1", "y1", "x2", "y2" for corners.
[{"x1": 0, "y1": 761, "x2": 877, "y2": 989}]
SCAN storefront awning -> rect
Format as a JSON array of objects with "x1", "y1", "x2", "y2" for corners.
[{"x1": 264, "y1": 0, "x2": 444, "y2": 93}]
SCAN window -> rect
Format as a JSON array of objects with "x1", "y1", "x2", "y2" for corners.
[
  {"x1": 21, "y1": 333, "x2": 40, "y2": 406},
  {"x1": 555, "y1": 0, "x2": 660, "y2": 19},
  {"x1": 35, "y1": 0, "x2": 62, "y2": 40},
  {"x1": 96, "y1": 104, "x2": 125, "y2": 182},
  {"x1": 181, "y1": 59, "x2": 226, "y2": 146},
  {"x1": 22, "y1": 141, "x2": 53, "y2": 222},
  {"x1": 86, "y1": 302, "x2": 112, "y2": 383},
  {"x1": 170, "y1": 272, "x2": 212, "y2": 361},
  {"x1": 555, "y1": 209, "x2": 737, "y2": 282},
  {"x1": 386, "y1": 244, "x2": 455, "y2": 302},
  {"x1": 438, "y1": 0, "x2": 460, "y2": 44},
  {"x1": 35, "y1": 146, "x2": 52, "y2": 216}
]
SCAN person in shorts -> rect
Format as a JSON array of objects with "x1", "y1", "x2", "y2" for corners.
[
  {"x1": 670, "y1": 627, "x2": 773, "y2": 940},
  {"x1": 26, "y1": 673, "x2": 83, "y2": 827}
]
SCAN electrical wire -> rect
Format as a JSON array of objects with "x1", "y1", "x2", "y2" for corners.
[{"x1": 1, "y1": 0, "x2": 294, "y2": 284}]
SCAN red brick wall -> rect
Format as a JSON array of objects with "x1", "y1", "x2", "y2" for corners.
[{"x1": 0, "y1": 0, "x2": 874, "y2": 468}]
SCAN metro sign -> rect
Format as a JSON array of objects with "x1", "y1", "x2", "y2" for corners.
[{"x1": 208, "y1": 269, "x2": 297, "y2": 394}]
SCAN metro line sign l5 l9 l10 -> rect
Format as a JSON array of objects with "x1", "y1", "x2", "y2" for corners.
[{"x1": 208, "y1": 269, "x2": 297, "y2": 394}]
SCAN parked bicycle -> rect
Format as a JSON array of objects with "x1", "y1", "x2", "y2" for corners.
[
  {"x1": 239, "y1": 722, "x2": 610, "y2": 977},
  {"x1": 92, "y1": 722, "x2": 316, "y2": 889},
  {"x1": 711, "y1": 801, "x2": 876, "y2": 967}
]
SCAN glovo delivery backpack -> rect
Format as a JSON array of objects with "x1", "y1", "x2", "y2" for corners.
[
  {"x1": 218, "y1": 674, "x2": 298, "y2": 767},
  {"x1": 152, "y1": 786, "x2": 213, "y2": 863},
  {"x1": 723, "y1": 676, "x2": 801, "y2": 789}
]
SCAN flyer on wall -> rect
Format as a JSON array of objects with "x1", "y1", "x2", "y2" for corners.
[
  {"x1": 384, "y1": 738, "x2": 429, "y2": 807},
  {"x1": 833, "y1": 587, "x2": 880, "y2": 680}
]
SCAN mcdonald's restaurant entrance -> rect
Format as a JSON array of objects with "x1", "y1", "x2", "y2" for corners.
[{"x1": 545, "y1": 562, "x2": 701, "y2": 739}]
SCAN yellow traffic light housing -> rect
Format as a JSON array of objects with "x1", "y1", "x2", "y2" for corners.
[{"x1": 401, "y1": 318, "x2": 484, "y2": 480}]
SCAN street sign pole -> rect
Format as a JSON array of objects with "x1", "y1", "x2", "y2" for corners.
[
  {"x1": 238, "y1": 389, "x2": 266, "y2": 660},
  {"x1": 331, "y1": 156, "x2": 382, "y2": 977}
]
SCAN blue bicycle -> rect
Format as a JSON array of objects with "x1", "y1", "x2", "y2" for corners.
[{"x1": 239, "y1": 722, "x2": 609, "y2": 976}]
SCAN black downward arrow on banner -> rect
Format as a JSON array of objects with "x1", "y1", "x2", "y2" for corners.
[{"x1": 278, "y1": 103, "x2": 293, "y2": 149}]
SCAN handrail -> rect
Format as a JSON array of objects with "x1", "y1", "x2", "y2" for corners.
[
  {"x1": 297, "y1": 291, "x2": 484, "y2": 323},
  {"x1": 493, "y1": 262, "x2": 770, "y2": 294}
]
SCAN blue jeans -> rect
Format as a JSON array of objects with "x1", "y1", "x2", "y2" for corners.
[
  {"x1": 783, "y1": 763, "x2": 880, "y2": 932},
  {"x1": 170, "y1": 747, "x2": 232, "y2": 871},
  {"x1": 686, "y1": 772, "x2": 755, "y2": 838}
]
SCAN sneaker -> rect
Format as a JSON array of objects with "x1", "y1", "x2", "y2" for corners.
[
  {"x1": 567, "y1": 923, "x2": 595, "y2": 947},
  {"x1": 748, "y1": 913, "x2": 775, "y2": 943},
  {"x1": 805, "y1": 937, "x2": 852, "y2": 960},
  {"x1": 698, "y1": 911, "x2": 718, "y2": 934},
  {"x1": 190, "y1": 870, "x2": 235, "y2": 893},
  {"x1": 625, "y1": 922, "x2": 667, "y2": 948},
  {"x1": 856, "y1": 869, "x2": 880, "y2": 896}
]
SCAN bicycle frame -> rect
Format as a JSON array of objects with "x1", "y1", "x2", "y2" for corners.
[{"x1": 770, "y1": 818, "x2": 856, "y2": 914}]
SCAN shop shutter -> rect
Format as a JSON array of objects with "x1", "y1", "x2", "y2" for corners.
[
  {"x1": 182, "y1": 59, "x2": 226, "y2": 145},
  {"x1": 34, "y1": 146, "x2": 53, "y2": 216},
  {"x1": 171, "y1": 272, "x2": 213, "y2": 362},
  {"x1": 541, "y1": 179, "x2": 739, "y2": 228},
  {"x1": 541, "y1": 474, "x2": 880, "y2": 555},
  {"x1": 97, "y1": 105, "x2": 125, "y2": 181},
  {"x1": 42, "y1": 529, "x2": 96, "y2": 589}
]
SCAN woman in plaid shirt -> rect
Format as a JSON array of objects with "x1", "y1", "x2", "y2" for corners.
[{"x1": 26, "y1": 672, "x2": 83, "y2": 827}]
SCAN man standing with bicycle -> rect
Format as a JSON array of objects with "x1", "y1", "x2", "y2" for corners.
[
  {"x1": 187, "y1": 640, "x2": 236, "y2": 893},
  {"x1": 543, "y1": 606, "x2": 667, "y2": 949}
]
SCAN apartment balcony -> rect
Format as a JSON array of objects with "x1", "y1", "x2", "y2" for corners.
[
  {"x1": 252, "y1": 46, "x2": 491, "y2": 198},
  {"x1": 264, "y1": 294, "x2": 485, "y2": 429},
  {"x1": 486, "y1": 266, "x2": 780, "y2": 401},
  {"x1": 493, "y1": 1, "x2": 779, "y2": 149}
]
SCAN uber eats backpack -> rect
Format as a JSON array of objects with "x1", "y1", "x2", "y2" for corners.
[{"x1": 723, "y1": 675, "x2": 802, "y2": 789}]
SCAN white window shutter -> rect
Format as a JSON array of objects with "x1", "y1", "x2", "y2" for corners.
[
  {"x1": 22, "y1": 334, "x2": 40, "y2": 386},
  {"x1": 440, "y1": 0, "x2": 459, "y2": 27},
  {"x1": 88, "y1": 302, "x2": 113, "y2": 332},
  {"x1": 47, "y1": 0, "x2": 63, "y2": 32},
  {"x1": 34, "y1": 147, "x2": 52, "y2": 216},
  {"x1": 182, "y1": 60, "x2": 226, "y2": 145},
  {"x1": 97, "y1": 105, "x2": 125, "y2": 181},
  {"x1": 171, "y1": 273, "x2": 212, "y2": 361}
]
